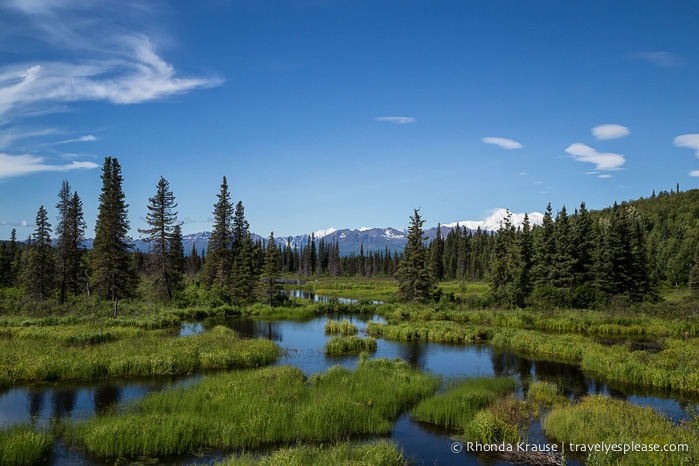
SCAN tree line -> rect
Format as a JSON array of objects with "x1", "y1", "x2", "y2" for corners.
[{"x1": 1, "y1": 155, "x2": 697, "y2": 310}]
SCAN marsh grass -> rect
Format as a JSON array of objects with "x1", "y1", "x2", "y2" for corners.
[
  {"x1": 525, "y1": 380, "x2": 568, "y2": 409},
  {"x1": 221, "y1": 440, "x2": 405, "y2": 466},
  {"x1": 411, "y1": 377, "x2": 517, "y2": 430},
  {"x1": 324, "y1": 336, "x2": 377, "y2": 355},
  {"x1": 0, "y1": 425, "x2": 52, "y2": 466},
  {"x1": 464, "y1": 397, "x2": 525, "y2": 445},
  {"x1": 543, "y1": 395, "x2": 699, "y2": 465},
  {"x1": 64, "y1": 358, "x2": 439, "y2": 458},
  {"x1": 324, "y1": 319, "x2": 358, "y2": 335},
  {"x1": 0, "y1": 325, "x2": 279, "y2": 387},
  {"x1": 367, "y1": 321, "x2": 492, "y2": 344},
  {"x1": 298, "y1": 277, "x2": 398, "y2": 302}
]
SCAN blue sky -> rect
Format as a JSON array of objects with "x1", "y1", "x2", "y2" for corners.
[{"x1": 1, "y1": 0, "x2": 698, "y2": 240}]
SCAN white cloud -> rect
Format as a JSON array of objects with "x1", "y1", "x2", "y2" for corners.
[
  {"x1": 565, "y1": 143, "x2": 625, "y2": 171},
  {"x1": 482, "y1": 137, "x2": 524, "y2": 150},
  {"x1": 598, "y1": 174, "x2": 612, "y2": 179},
  {"x1": 674, "y1": 134, "x2": 699, "y2": 156},
  {"x1": 0, "y1": 153, "x2": 99, "y2": 179},
  {"x1": 57, "y1": 134, "x2": 97, "y2": 144},
  {"x1": 690, "y1": 170, "x2": 699, "y2": 177},
  {"x1": 0, "y1": 38, "x2": 222, "y2": 124},
  {"x1": 633, "y1": 51, "x2": 685, "y2": 68},
  {"x1": 376, "y1": 116, "x2": 415, "y2": 124},
  {"x1": 592, "y1": 124, "x2": 630, "y2": 140}
]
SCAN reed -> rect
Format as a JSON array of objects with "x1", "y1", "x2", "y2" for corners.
[
  {"x1": 525, "y1": 380, "x2": 568, "y2": 409},
  {"x1": 0, "y1": 325, "x2": 279, "y2": 387},
  {"x1": 324, "y1": 319, "x2": 358, "y2": 335},
  {"x1": 411, "y1": 377, "x2": 517, "y2": 430},
  {"x1": 324, "y1": 336, "x2": 376, "y2": 355},
  {"x1": 0, "y1": 425, "x2": 52, "y2": 466},
  {"x1": 65, "y1": 358, "x2": 439, "y2": 458},
  {"x1": 367, "y1": 321, "x2": 493, "y2": 344},
  {"x1": 543, "y1": 395, "x2": 699, "y2": 465},
  {"x1": 220, "y1": 440, "x2": 405, "y2": 466}
]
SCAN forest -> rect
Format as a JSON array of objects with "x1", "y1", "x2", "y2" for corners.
[
  {"x1": 2, "y1": 157, "x2": 699, "y2": 466},
  {"x1": 1, "y1": 156, "x2": 698, "y2": 314}
]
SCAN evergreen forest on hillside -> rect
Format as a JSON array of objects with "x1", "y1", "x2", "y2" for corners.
[{"x1": 1, "y1": 157, "x2": 698, "y2": 314}]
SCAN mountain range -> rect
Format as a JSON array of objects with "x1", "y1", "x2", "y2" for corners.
[{"x1": 126, "y1": 208, "x2": 544, "y2": 257}]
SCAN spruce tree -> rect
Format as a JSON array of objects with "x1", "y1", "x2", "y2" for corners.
[
  {"x1": 429, "y1": 224, "x2": 445, "y2": 281},
  {"x1": 532, "y1": 202, "x2": 555, "y2": 288},
  {"x1": 55, "y1": 181, "x2": 86, "y2": 303},
  {"x1": 92, "y1": 157, "x2": 137, "y2": 316},
  {"x1": 552, "y1": 205, "x2": 575, "y2": 290},
  {"x1": 23, "y1": 205, "x2": 55, "y2": 299},
  {"x1": 396, "y1": 209, "x2": 436, "y2": 302},
  {"x1": 138, "y1": 176, "x2": 180, "y2": 301},
  {"x1": 258, "y1": 232, "x2": 283, "y2": 306},
  {"x1": 205, "y1": 176, "x2": 234, "y2": 289}
]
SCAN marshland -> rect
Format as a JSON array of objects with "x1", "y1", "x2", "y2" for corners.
[{"x1": 3, "y1": 181, "x2": 699, "y2": 465}]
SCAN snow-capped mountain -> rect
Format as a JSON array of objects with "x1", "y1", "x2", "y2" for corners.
[
  {"x1": 123, "y1": 209, "x2": 543, "y2": 257},
  {"x1": 441, "y1": 208, "x2": 544, "y2": 232}
]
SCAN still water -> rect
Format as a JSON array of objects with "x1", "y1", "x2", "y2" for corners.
[{"x1": 0, "y1": 314, "x2": 696, "y2": 465}]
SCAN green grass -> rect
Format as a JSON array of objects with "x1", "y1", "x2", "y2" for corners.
[
  {"x1": 543, "y1": 395, "x2": 699, "y2": 465},
  {"x1": 64, "y1": 358, "x2": 439, "y2": 459},
  {"x1": 324, "y1": 336, "x2": 377, "y2": 355},
  {"x1": 325, "y1": 319, "x2": 358, "y2": 335},
  {"x1": 220, "y1": 440, "x2": 405, "y2": 466},
  {"x1": 0, "y1": 324, "x2": 279, "y2": 387},
  {"x1": 411, "y1": 377, "x2": 517, "y2": 430},
  {"x1": 296, "y1": 277, "x2": 398, "y2": 302},
  {"x1": 0, "y1": 425, "x2": 53, "y2": 466}
]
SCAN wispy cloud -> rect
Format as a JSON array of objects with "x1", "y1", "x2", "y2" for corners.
[
  {"x1": 57, "y1": 134, "x2": 97, "y2": 144},
  {"x1": 598, "y1": 174, "x2": 612, "y2": 179},
  {"x1": 674, "y1": 134, "x2": 699, "y2": 156},
  {"x1": 375, "y1": 116, "x2": 415, "y2": 124},
  {"x1": 565, "y1": 143, "x2": 625, "y2": 171},
  {"x1": 0, "y1": 37, "x2": 222, "y2": 124},
  {"x1": 633, "y1": 51, "x2": 685, "y2": 68},
  {"x1": 0, "y1": 153, "x2": 99, "y2": 179},
  {"x1": 690, "y1": 170, "x2": 699, "y2": 177},
  {"x1": 0, "y1": 219, "x2": 29, "y2": 227},
  {"x1": 482, "y1": 137, "x2": 523, "y2": 150},
  {"x1": 592, "y1": 124, "x2": 630, "y2": 140}
]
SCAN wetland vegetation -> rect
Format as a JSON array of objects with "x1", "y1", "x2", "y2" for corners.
[{"x1": 2, "y1": 167, "x2": 699, "y2": 464}]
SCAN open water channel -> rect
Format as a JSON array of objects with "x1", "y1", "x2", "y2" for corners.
[{"x1": 0, "y1": 304, "x2": 696, "y2": 465}]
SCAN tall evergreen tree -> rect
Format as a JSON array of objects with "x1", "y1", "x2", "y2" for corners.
[
  {"x1": 23, "y1": 206, "x2": 55, "y2": 299},
  {"x1": 571, "y1": 202, "x2": 595, "y2": 286},
  {"x1": 396, "y1": 209, "x2": 435, "y2": 302},
  {"x1": 552, "y1": 205, "x2": 575, "y2": 290},
  {"x1": 55, "y1": 181, "x2": 86, "y2": 303},
  {"x1": 139, "y1": 176, "x2": 180, "y2": 301},
  {"x1": 532, "y1": 202, "x2": 555, "y2": 288},
  {"x1": 429, "y1": 224, "x2": 445, "y2": 281},
  {"x1": 92, "y1": 157, "x2": 137, "y2": 316},
  {"x1": 258, "y1": 232, "x2": 283, "y2": 306},
  {"x1": 205, "y1": 176, "x2": 234, "y2": 288}
]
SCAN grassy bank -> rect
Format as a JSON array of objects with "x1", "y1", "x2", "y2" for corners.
[
  {"x1": 324, "y1": 319, "x2": 358, "y2": 334},
  {"x1": 543, "y1": 395, "x2": 699, "y2": 465},
  {"x1": 0, "y1": 425, "x2": 52, "y2": 466},
  {"x1": 220, "y1": 440, "x2": 405, "y2": 466},
  {"x1": 64, "y1": 358, "x2": 439, "y2": 459},
  {"x1": 0, "y1": 325, "x2": 279, "y2": 388},
  {"x1": 411, "y1": 377, "x2": 517, "y2": 430},
  {"x1": 324, "y1": 336, "x2": 377, "y2": 355}
]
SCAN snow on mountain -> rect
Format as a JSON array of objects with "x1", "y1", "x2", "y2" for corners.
[
  {"x1": 313, "y1": 227, "x2": 337, "y2": 238},
  {"x1": 107, "y1": 209, "x2": 543, "y2": 257},
  {"x1": 443, "y1": 208, "x2": 544, "y2": 232}
]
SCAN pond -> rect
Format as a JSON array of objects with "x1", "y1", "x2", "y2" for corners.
[{"x1": 0, "y1": 313, "x2": 696, "y2": 465}]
